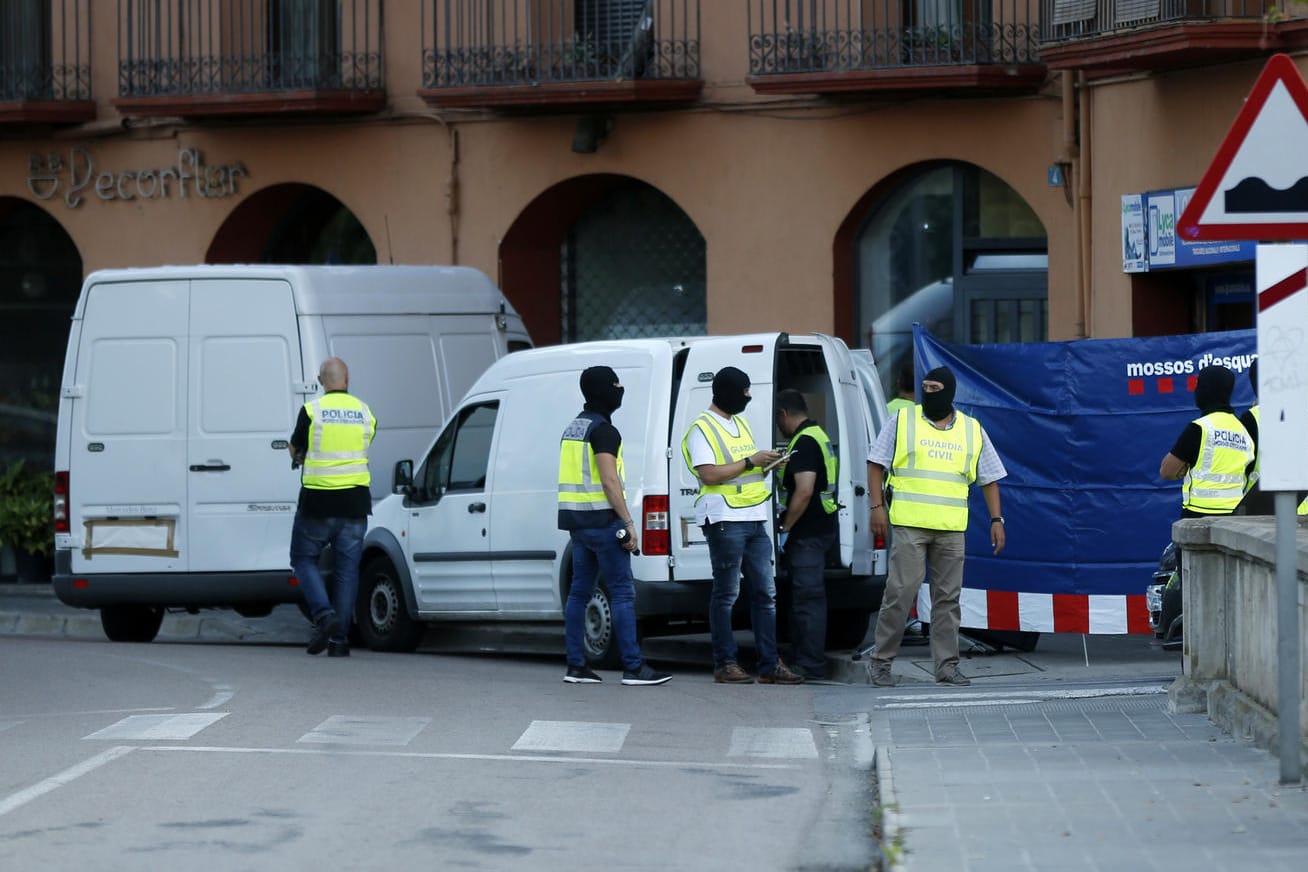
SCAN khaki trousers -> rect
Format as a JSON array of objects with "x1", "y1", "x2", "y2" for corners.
[{"x1": 871, "y1": 525, "x2": 966, "y2": 675}]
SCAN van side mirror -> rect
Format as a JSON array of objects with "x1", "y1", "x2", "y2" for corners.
[{"x1": 392, "y1": 459, "x2": 414, "y2": 495}]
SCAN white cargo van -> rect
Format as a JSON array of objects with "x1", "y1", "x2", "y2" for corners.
[
  {"x1": 359, "y1": 332, "x2": 889, "y2": 664},
  {"x1": 52, "y1": 264, "x2": 530, "y2": 642}
]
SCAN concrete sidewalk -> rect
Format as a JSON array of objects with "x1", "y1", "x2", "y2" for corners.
[{"x1": 854, "y1": 652, "x2": 1308, "y2": 871}]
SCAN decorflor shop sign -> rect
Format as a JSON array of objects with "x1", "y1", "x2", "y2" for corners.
[{"x1": 27, "y1": 146, "x2": 247, "y2": 208}]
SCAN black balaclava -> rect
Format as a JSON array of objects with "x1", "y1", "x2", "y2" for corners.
[
  {"x1": 580, "y1": 366, "x2": 623, "y2": 416},
  {"x1": 712, "y1": 366, "x2": 752, "y2": 416},
  {"x1": 920, "y1": 366, "x2": 957, "y2": 422},
  {"x1": 1194, "y1": 365, "x2": 1235, "y2": 415}
]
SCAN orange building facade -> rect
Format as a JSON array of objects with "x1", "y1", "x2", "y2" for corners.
[{"x1": 1, "y1": 1, "x2": 1302, "y2": 573}]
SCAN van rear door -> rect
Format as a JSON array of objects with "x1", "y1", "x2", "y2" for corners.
[
  {"x1": 186, "y1": 279, "x2": 303, "y2": 572},
  {"x1": 68, "y1": 280, "x2": 190, "y2": 573},
  {"x1": 817, "y1": 336, "x2": 875, "y2": 575},
  {"x1": 668, "y1": 334, "x2": 780, "y2": 583}
]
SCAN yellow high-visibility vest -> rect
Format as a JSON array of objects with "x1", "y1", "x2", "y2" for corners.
[
  {"x1": 1244, "y1": 405, "x2": 1260, "y2": 494},
  {"x1": 887, "y1": 406, "x2": 981, "y2": 532},
  {"x1": 302, "y1": 393, "x2": 375, "y2": 490},
  {"x1": 886, "y1": 397, "x2": 914, "y2": 418},
  {"x1": 778, "y1": 423, "x2": 838, "y2": 515},
  {"x1": 558, "y1": 412, "x2": 624, "y2": 530},
  {"x1": 1183, "y1": 411, "x2": 1253, "y2": 515},
  {"x1": 681, "y1": 412, "x2": 770, "y2": 508}
]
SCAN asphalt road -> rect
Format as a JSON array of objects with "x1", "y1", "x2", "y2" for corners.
[{"x1": 0, "y1": 636, "x2": 878, "y2": 871}]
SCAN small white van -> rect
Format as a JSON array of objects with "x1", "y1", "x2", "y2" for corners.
[
  {"x1": 359, "y1": 332, "x2": 889, "y2": 664},
  {"x1": 52, "y1": 264, "x2": 530, "y2": 642}
]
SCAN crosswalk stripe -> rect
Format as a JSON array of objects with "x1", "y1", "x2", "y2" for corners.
[
  {"x1": 511, "y1": 720, "x2": 630, "y2": 753},
  {"x1": 298, "y1": 716, "x2": 431, "y2": 746},
  {"x1": 83, "y1": 713, "x2": 228, "y2": 741},
  {"x1": 728, "y1": 727, "x2": 819, "y2": 759}
]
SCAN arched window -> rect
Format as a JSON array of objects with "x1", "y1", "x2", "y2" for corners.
[
  {"x1": 0, "y1": 199, "x2": 81, "y2": 468},
  {"x1": 562, "y1": 181, "x2": 705, "y2": 341},
  {"x1": 856, "y1": 162, "x2": 1046, "y2": 394}
]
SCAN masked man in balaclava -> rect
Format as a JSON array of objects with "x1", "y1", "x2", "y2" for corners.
[
  {"x1": 866, "y1": 365, "x2": 1009, "y2": 688},
  {"x1": 1159, "y1": 364, "x2": 1254, "y2": 518},
  {"x1": 681, "y1": 367, "x2": 802, "y2": 685},
  {"x1": 558, "y1": 366, "x2": 671, "y2": 686}
]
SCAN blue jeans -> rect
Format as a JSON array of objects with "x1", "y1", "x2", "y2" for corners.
[
  {"x1": 786, "y1": 531, "x2": 835, "y2": 675},
  {"x1": 290, "y1": 512, "x2": 365, "y2": 644},
  {"x1": 704, "y1": 520, "x2": 779, "y2": 673},
  {"x1": 564, "y1": 522, "x2": 642, "y2": 670}
]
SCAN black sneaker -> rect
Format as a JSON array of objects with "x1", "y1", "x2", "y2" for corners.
[
  {"x1": 564, "y1": 664, "x2": 603, "y2": 684},
  {"x1": 327, "y1": 641, "x2": 350, "y2": 658},
  {"x1": 621, "y1": 663, "x2": 672, "y2": 686},
  {"x1": 306, "y1": 613, "x2": 340, "y2": 656}
]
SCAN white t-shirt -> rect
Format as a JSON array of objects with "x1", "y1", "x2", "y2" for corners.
[{"x1": 686, "y1": 410, "x2": 772, "y2": 525}]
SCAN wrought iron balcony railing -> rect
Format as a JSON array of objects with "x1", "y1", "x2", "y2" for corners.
[
  {"x1": 0, "y1": 0, "x2": 92, "y2": 108},
  {"x1": 116, "y1": 0, "x2": 383, "y2": 107},
  {"x1": 1042, "y1": 0, "x2": 1276, "y2": 44},
  {"x1": 421, "y1": 1, "x2": 700, "y2": 91},
  {"x1": 748, "y1": 0, "x2": 1041, "y2": 75}
]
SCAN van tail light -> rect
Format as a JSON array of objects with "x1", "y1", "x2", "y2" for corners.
[
  {"x1": 54, "y1": 471, "x2": 69, "y2": 534},
  {"x1": 874, "y1": 532, "x2": 886, "y2": 550},
  {"x1": 642, "y1": 495, "x2": 670, "y2": 555}
]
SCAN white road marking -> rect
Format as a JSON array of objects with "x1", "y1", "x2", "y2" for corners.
[
  {"x1": 0, "y1": 747, "x2": 135, "y2": 819},
  {"x1": 3, "y1": 707, "x2": 173, "y2": 719},
  {"x1": 512, "y1": 720, "x2": 630, "y2": 753},
  {"x1": 141, "y1": 745, "x2": 800, "y2": 770},
  {"x1": 880, "y1": 699, "x2": 1056, "y2": 709},
  {"x1": 728, "y1": 727, "x2": 819, "y2": 759},
  {"x1": 298, "y1": 716, "x2": 431, "y2": 746},
  {"x1": 83, "y1": 712, "x2": 229, "y2": 741}
]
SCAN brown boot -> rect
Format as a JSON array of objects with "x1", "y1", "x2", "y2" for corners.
[
  {"x1": 758, "y1": 661, "x2": 805, "y2": 685},
  {"x1": 714, "y1": 662, "x2": 755, "y2": 684}
]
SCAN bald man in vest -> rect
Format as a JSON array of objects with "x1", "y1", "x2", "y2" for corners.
[
  {"x1": 682, "y1": 366, "x2": 803, "y2": 685},
  {"x1": 866, "y1": 366, "x2": 1007, "y2": 688},
  {"x1": 288, "y1": 357, "x2": 376, "y2": 658}
]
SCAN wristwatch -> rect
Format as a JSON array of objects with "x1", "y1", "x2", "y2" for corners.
[
  {"x1": 990, "y1": 516, "x2": 1005, "y2": 525},
  {"x1": 742, "y1": 456, "x2": 755, "y2": 471}
]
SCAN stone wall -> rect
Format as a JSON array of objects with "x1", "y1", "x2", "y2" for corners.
[{"x1": 1168, "y1": 516, "x2": 1308, "y2": 775}]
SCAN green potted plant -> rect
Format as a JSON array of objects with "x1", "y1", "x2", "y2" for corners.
[{"x1": 0, "y1": 460, "x2": 55, "y2": 583}]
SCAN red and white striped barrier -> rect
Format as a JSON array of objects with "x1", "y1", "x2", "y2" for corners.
[{"x1": 917, "y1": 589, "x2": 1153, "y2": 634}]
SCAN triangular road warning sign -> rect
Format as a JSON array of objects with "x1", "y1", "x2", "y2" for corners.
[{"x1": 1179, "y1": 54, "x2": 1308, "y2": 242}]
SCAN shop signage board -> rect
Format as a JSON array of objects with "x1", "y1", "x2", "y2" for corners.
[{"x1": 1121, "y1": 187, "x2": 1255, "y2": 272}]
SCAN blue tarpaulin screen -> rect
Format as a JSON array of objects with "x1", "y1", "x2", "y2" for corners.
[{"x1": 910, "y1": 325, "x2": 1256, "y2": 632}]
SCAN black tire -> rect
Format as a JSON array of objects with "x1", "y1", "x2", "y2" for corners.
[
  {"x1": 826, "y1": 609, "x2": 872, "y2": 650},
  {"x1": 580, "y1": 580, "x2": 627, "y2": 670},
  {"x1": 357, "y1": 557, "x2": 424, "y2": 652},
  {"x1": 100, "y1": 605, "x2": 164, "y2": 643}
]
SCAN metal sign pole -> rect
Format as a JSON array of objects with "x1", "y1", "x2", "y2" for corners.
[{"x1": 1274, "y1": 491, "x2": 1303, "y2": 784}]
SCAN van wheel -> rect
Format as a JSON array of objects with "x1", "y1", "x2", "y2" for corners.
[
  {"x1": 580, "y1": 582, "x2": 626, "y2": 670},
  {"x1": 826, "y1": 609, "x2": 872, "y2": 650},
  {"x1": 101, "y1": 606, "x2": 164, "y2": 643},
  {"x1": 357, "y1": 557, "x2": 424, "y2": 652}
]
